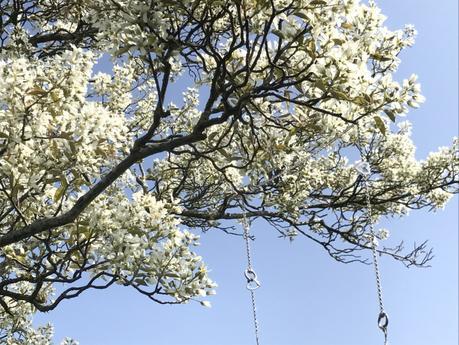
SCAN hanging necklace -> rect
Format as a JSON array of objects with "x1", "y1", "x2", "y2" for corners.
[
  {"x1": 240, "y1": 123, "x2": 391, "y2": 345},
  {"x1": 242, "y1": 213, "x2": 261, "y2": 345},
  {"x1": 355, "y1": 135, "x2": 390, "y2": 345}
]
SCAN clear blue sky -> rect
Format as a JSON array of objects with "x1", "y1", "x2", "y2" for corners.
[{"x1": 35, "y1": 1, "x2": 458, "y2": 344}]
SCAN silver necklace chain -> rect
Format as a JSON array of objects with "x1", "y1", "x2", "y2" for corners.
[
  {"x1": 239, "y1": 124, "x2": 389, "y2": 345},
  {"x1": 356, "y1": 125, "x2": 389, "y2": 345},
  {"x1": 242, "y1": 214, "x2": 261, "y2": 345},
  {"x1": 360, "y1": 172, "x2": 389, "y2": 345}
]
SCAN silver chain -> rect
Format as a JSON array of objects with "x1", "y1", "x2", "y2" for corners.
[
  {"x1": 361, "y1": 172, "x2": 389, "y2": 344},
  {"x1": 242, "y1": 214, "x2": 261, "y2": 345},
  {"x1": 356, "y1": 125, "x2": 389, "y2": 345},
  {"x1": 238, "y1": 123, "x2": 389, "y2": 345}
]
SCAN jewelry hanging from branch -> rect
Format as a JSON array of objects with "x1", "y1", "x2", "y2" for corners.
[
  {"x1": 241, "y1": 212, "x2": 261, "y2": 345},
  {"x1": 236, "y1": 123, "x2": 391, "y2": 345},
  {"x1": 355, "y1": 124, "x2": 390, "y2": 345}
]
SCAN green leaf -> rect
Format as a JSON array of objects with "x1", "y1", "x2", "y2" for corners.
[
  {"x1": 314, "y1": 80, "x2": 327, "y2": 92},
  {"x1": 294, "y1": 11, "x2": 309, "y2": 20},
  {"x1": 383, "y1": 109, "x2": 396, "y2": 122},
  {"x1": 27, "y1": 87, "x2": 47, "y2": 96},
  {"x1": 352, "y1": 96, "x2": 368, "y2": 106},
  {"x1": 272, "y1": 29, "x2": 285, "y2": 40},
  {"x1": 59, "y1": 175, "x2": 68, "y2": 188},
  {"x1": 374, "y1": 116, "x2": 386, "y2": 135},
  {"x1": 54, "y1": 185, "x2": 66, "y2": 202},
  {"x1": 207, "y1": 131, "x2": 219, "y2": 142},
  {"x1": 306, "y1": 40, "x2": 316, "y2": 58},
  {"x1": 54, "y1": 175, "x2": 68, "y2": 202},
  {"x1": 371, "y1": 53, "x2": 392, "y2": 62},
  {"x1": 310, "y1": 0, "x2": 327, "y2": 5},
  {"x1": 127, "y1": 227, "x2": 144, "y2": 236},
  {"x1": 134, "y1": 278, "x2": 148, "y2": 286},
  {"x1": 217, "y1": 148, "x2": 231, "y2": 160},
  {"x1": 330, "y1": 89, "x2": 349, "y2": 101}
]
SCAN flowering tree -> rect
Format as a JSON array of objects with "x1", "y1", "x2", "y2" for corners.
[{"x1": 0, "y1": 0, "x2": 457, "y2": 343}]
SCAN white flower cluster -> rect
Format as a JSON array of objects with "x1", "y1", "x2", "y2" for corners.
[
  {"x1": 0, "y1": 0, "x2": 457, "y2": 342},
  {"x1": 77, "y1": 191, "x2": 217, "y2": 303},
  {"x1": 0, "y1": 48, "x2": 130, "y2": 211},
  {"x1": 0, "y1": 281, "x2": 77, "y2": 345}
]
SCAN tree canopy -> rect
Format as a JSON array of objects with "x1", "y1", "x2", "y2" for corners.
[{"x1": 0, "y1": 0, "x2": 457, "y2": 343}]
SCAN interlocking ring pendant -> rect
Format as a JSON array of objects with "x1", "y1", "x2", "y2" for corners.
[
  {"x1": 378, "y1": 311, "x2": 389, "y2": 329},
  {"x1": 378, "y1": 311, "x2": 389, "y2": 344},
  {"x1": 244, "y1": 268, "x2": 261, "y2": 290}
]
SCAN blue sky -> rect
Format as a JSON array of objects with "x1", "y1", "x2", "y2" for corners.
[{"x1": 35, "y1": 1, "x2": 458, "y2": 344}]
